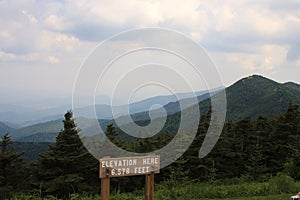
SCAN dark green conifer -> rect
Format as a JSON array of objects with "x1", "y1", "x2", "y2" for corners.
[
  {"x1": 0, "y1": 133, "x2": 27, "y2": 198},
  {"x1": 37, "y1": 111, "x2": 98, "y2": 198}
]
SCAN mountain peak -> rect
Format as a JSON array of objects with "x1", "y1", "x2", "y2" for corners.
[
  {"x1": 239, "y1": 74, "x2": 277, "y2": 84},
  {"x1": 226, "y1": 74, "x2": 300, "y2": 120}
]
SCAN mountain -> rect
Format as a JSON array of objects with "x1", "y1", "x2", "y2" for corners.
[
  {"x1": 225, "y1": 75, "x2": 300, "y2": 120},
  {"x1": 283, "y1": 82, "x2": 300, "y2": 94},
  {"x1": 127, "y1": 89, "x2": 212, "y2": 113},
  {"x1": 11, "y1": 117, "x2": 112, "y2": 141},
  {"x1": 118, "y1": 92, "x2": 213, "y2": 123},
  {"x1": 123, "y1": 74, "x2": 300, "y2": 127},
  {"x1": 13, "y1": 142, "x2": 51, "y2": 163},
  {"x1": 0, "y1": 105, "x2": 70, "y2": 126},
  {"x1": 0, "y1": 121, "x2": 15, "y2": 137},
  {"x1": 16, "y1": 132, "x2": 57, "y2": 143},
  {"x1": 11, "y1": 119, "x2": 63, "y2": 140},
  {"x1": 72, "y1": 90, "x2": 213, "y2": 120},
  {"x1": 0, "y1": 90, "x2": 212, "y2": 126},
  {"x1": 7, "y1": 75, "x2": 300, "y2": 142},
  {"x1": 10, "y1": 91, "x2": 213, "y2": 141},
  {"x1": 2, "y1": 121, "x2": 22, "y2": 129}
]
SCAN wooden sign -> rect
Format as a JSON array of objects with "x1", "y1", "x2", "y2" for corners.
[
  {"x1": 99, "y1": 155, "x2": 160, "y2": 200},
  {"x1": 99, "y1": 155, "x2": 160, "y2": 178}
]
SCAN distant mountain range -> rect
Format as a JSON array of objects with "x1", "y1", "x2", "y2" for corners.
[
  {"x1": 1, "y1": 75, "x2": 300, "y2": 142},
  {"x1": 0, "y1": 121, "x2": 15, "y2": 135},
  {"x1": 0, "y1": 89, "x2": 212, "y2": 126}
]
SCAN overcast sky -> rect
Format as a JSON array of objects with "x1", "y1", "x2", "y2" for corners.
[{"x1": 1, "y1": 0, "x2": 300, "y2": 106}]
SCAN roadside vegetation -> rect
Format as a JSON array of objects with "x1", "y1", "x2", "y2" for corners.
[{"x1": 9, "y1": 175, "x2": 298, "y2": 199}]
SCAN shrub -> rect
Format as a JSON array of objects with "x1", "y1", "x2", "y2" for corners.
[{"x1": 268, "y1": 173, "x2": 297, "y2": 194}]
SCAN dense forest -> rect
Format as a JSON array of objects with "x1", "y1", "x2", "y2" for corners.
[{"x1": 1, "y1": 101, "x2": 300, "y2": 199}]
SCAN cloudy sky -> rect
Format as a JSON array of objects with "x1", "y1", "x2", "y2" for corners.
[{"x1": 1, "y1": 0, "x2": 300, "y2": 106}]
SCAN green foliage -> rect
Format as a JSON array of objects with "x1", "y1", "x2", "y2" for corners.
[
  {"x1": 225, "y1": 75, "x2": 300, "y2": 120},
  {"x1": 268, "y1": 173, "x2": 297, "y2": 194},
  {"x1": 8, "y1": 193, "x2": 294, "y2": 200},
  {"x1": 154, "y1": 176, "x2": 295, "y2": 199},
  {"x1": 13, "y1": 142, "x2": 51, "y2": 163},
  {"x1": 0, "y1": 133, "x2": 28, "y2": 199},
  {"x1": 35, "y1": 111, "x2": 99, "y2": 198},
  {"x1": 12, "y1": 119, "x2": 62, "y2": 140},
  {"x1": 9, "y1": 177, "x2": 298, "y2": 199}
]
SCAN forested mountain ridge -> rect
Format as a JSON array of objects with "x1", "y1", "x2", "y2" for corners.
[
  {"x1": 0, "y1": 90, "x2": 211, "y2": 126},
  {"x1": 3, "y1": 75, "x2": 300, "y2": 142},
  {"x1": 11, "y1": 119, "x2": 63, "y2": 139},
  {"x1": 225, "y1": 75, "x2": 300, "y2": 120},
  {"x1": 0, "y1": 121, "x2": 15, "y2": 137}
]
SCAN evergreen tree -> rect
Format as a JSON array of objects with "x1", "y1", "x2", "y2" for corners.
[
  {"x1": 278, "y1": 103, "x2": 300, "y2": 179},
  {"x1": 248, "y1": 116, "x2": 272, "y2": 180},
  {"x1": 212, "y1": 119, "x2": 239, "y2": 179},
  {"x1": 37, "y1": 111, "x2": 98, "y2": 198},
  {"x1": 183, "y1": 108, "x2": 211, "y2": 180},
  {"x1": 105, "y1": 123, "x2": 117, "y2": 142},
  {"x1": 0, "y1": 133, "x2": 28, "y2": 198},
  {"x1": 104, "y1": 123, "x2": 127, "y2": 149},
  {"x1": 234, "y1": 117, "x2": 253, "y2": 176},
  {"x1": 271, "y1": 103, "x2": 300, "y2": 175}
]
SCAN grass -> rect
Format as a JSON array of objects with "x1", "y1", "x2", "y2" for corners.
[
  {"x1": 210, "y1": 194, "x2": 293, "y2": 200},
  {"x1": 11, "y1": 193, "x2": 293, "y2": 200},
  {"x1": 10, "y1": 174, "x2": 300, "y2": 199}
]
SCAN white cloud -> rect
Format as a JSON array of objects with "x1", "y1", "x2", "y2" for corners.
[
  {"x1": 48, "y1": 56, "x2": 60, "y2": 64},
  {"x1": 22, "y1": 9, "x2": 38, "y2": 23},
  {"x1": 55, "y1": 34, "x2": 81, "y2": 53},
  {"x1": 3, "y1": 0, "x2": 299, "y2": 55},
  {"x1": 225, "y1": 44, "x2": 287, "y2": 72},
  {"x1": 295, "y1": 59, "x2": 300, "y2": 67},
  {"x1": 1, "y1": 0, "x2": 300, "y2": 95},
  {"x1": 0, "y1": 50, "x2": 39, "y2": 62},
  {"x1": 36, "y1": 30, "x2": 81, "y2": 54},
  {"x1": 0, "y1": 31, "x2": 11, "y2": 39},
  {"x1": 44, "y1": 14, "x2": 65, "y2": 31},
  {"x1": 0, "y1": 51, "x2": 16, "y2": 60},
  {"x1": 35, "y1": 0, "x2": 209, "y2": 41}
]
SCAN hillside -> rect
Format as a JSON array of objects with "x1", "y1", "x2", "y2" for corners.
[
  {"x1": 16, "y1": 132, "x2": 57, "y2": 143},
  {"x1": 225, "y1": 75, "x2": 300, "y2": 120},
  {"x1": 11, "y1": 119, "x2": 63, "y2": 140},
  {"x1": 124, "y1": 74, "x2": 300, "y2": 134},
  {"x1": 11, "y1": 117, "x2": 113, "y2": 142},
  {"x1": 0, "y1": 121, "x2": 15, "y2": 137},
  {"x1": 13, "y1": 142, "x2": 51, "y2": 163},
  {"x1": 7, "y1": 75, "x2": 300, "y2": 142}
]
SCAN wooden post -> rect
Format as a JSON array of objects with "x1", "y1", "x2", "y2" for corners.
[
  {"x1": 101, "y1": 176, "x2": 110, "y2": 200},
  {"x1": 145, "y1": 173, "x2": 154, "y2": 200}
]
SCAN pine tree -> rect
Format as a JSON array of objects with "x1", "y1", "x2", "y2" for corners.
[
  {"x1": 0, "y1": 133, "x2": 28, "y2": 198},
  {"x1": 278, "y1": 103, "x2": 300, "y2": 179},
  {"x1": 183, "y1": 107, "x2": 211, "y2": 180},
  {"x1": 37, "y1": 111, "x2": 98, "y2": 198},
  {"x1": 271, "y1": 103, "x2": 300, "y2": 175},
  {"x1": 212, "y1": 119, "x2": 239, "y2": 179},
  {"x1": 105, "y1": 123, "x2": 117, "y2": 142}
]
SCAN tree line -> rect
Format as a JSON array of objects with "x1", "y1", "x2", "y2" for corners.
[{"x1": 0, "y1": 103, "x2": 300, "y2": 199}]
